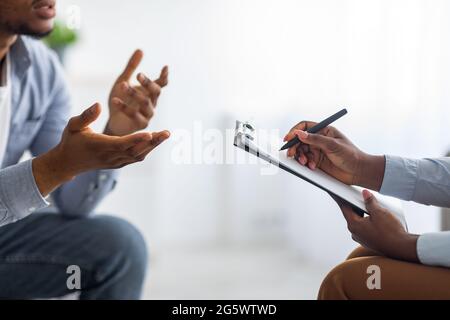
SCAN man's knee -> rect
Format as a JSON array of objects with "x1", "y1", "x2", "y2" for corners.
[
  {"x1": 318, "y1": 262, "x2": 349, "y2": 300},
  {"x1": 86, "y1": 215, "x2": 148, "y2": 274}
]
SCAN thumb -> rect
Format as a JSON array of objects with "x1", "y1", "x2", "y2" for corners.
[
  {"x1": 68, "y1": 103, "x2": 101, "y2": 132},
  {"x1": 362, "y1": 190, "x2": 383, "y2": 216},
  {"x1": 294, "y1": 130, "x2": 338, "y2": 153}
]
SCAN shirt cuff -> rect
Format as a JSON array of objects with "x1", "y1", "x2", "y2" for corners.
[
  {"x1": 0, "y1": 159, "x2": 50, "y2": 225},
  {"x1": 379, "y1": 155, "x2": 419, "y2": 201},
  {"x1": 82, "y1": 169, "x2": 119, "y2": 201},
  {"x1": 95, "y1": 169, "x2": 119, "y2": 190},
  {"x1": 417, "y1": 232, "x2": 450, "y2": 267}
]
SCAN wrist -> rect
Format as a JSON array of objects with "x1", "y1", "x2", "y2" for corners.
[
  {"x1": 32, "y1": 148, "x2": 75, "y2": 196},
  {"x1": 391, "y1": 233, "x2": 420, "y2": 263},
  {"x1": 355, "y1": 153, "x2": 386, "y2": 191},
  {"x1": 104, "y1": 118, "x2": 124, "y2": 136},
  {"x1": 42, "y1": 147, "x2": 76, "y2": 181}
]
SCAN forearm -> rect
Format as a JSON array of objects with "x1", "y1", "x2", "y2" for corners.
[
  {"x1": 388, "y1": 233, "x2": 419, "y2": 263},
  {"x1": 378, "y1": 156, "x2": 450, "y2": 207},
  {"x1": 33, "y1": 145, "x2": 119, "y2": 217},
  {"x1": 355, "y1": 153, "x2": 386, "y2": 191},
  {"x1": 0, "y1": 160, "x2": 50, "y2": 226},
  {"x1": 31, "y1": 147, "x2": 75, "y2": 197}
]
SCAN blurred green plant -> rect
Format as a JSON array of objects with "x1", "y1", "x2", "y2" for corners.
[{"x1": 43, "y1": 20, "x2": 79, "y2": 49}]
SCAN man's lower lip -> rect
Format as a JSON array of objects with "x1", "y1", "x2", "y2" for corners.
[{"x1": 33, "y1": 6, "x2": 56, "y2": 19}]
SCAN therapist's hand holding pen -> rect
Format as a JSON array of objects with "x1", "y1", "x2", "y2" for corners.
[
  {"x1": 283, "y1": 121, "x2": 385, "y2": 191},
  {"x1": 283, "y1": 120, "x2": 419, "y2": 263}
]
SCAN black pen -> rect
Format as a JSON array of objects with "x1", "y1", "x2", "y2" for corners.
[{"x1": 280, "y1": 108, "x2": 348, "y2": 151}]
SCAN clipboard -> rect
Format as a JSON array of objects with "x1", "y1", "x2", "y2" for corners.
[{"x1": 233, "y1": 120, "x2": 405, "y2": 222}]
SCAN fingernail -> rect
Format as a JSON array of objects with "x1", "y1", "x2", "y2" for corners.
[{"x1": 362, "y1": 190, "x2": 372, "y2": 200}]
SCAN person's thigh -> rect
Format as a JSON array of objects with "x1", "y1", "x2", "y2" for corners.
[
  {"x1": 346, "y1": 246, "x2": 380, "y2": 260},
  {"x1": 0, "y1": 212, "x2": 148, "y2": 299},
  {"x1": 318, "y1": 256, "x2": 450, "y2": 299}
]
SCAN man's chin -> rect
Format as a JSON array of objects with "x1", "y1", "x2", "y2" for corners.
[
  {"x1": 7, "y1": 21, "x2": 54, "y2": 39},
  {"x1": 28, "y1": 28, "x2": 54, "y2": 39}
]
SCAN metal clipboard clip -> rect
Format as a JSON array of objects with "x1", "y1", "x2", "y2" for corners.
[
  {"x1": 233, "y1": 119, "x2": 284, "y2": 173},
  {"x1": 233, "y1": 120, "x2": 255, "y2": 149}
]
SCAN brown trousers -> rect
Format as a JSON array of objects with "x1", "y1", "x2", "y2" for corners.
[{"x1": 318, "y1": 247, "x2": 450, "y2": 299}]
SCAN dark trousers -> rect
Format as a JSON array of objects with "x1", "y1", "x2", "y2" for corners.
[{"x1": 0, "y1": 213, "x2": 147, "y2": 299}]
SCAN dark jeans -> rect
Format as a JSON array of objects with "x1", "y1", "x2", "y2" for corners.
[{"x1": 0, "y1": 213, "x2": 148, "y2": 299}]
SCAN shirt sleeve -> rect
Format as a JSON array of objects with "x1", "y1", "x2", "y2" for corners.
[
  {"x1": 380, "y1": 155, "x2": 450, "y2": 267},
  {"x1": 417, "y1": 232, "x2": 450, "y2": 267},
  {"x1": 0, "y1": 159, "x2": 49, "y2": 226},
  {"x1": 29, "y1": 48, "x2": 118, "y2": 217},
  {"x1": 380, "y1": 155, "x2": 450, "y2": 207}
]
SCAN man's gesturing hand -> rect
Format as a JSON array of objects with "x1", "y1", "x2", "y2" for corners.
[
  {"x1": 106, "y1": 49, "x2": 169, "y2": 136},
  {"x1": 33, "y1": 103, "x2": 170, "y2": 196}
]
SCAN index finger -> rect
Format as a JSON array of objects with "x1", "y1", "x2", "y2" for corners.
[
  {"x1": 127, "y1": 130, "x2": 171, "y2": 158},
  {"x1": 283, "y1": 121, "x2": 318, "y2": 142},
  {"x1": 118, "y1": 49, "x2": 144, "y2": 82},
  {"x1": 108, "y1": 132, "x2": 153, "y2": 151}
]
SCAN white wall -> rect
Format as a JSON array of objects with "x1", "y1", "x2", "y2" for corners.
[{"x1": 58, "y1": 0, "x2": 450, "y2": 265}]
